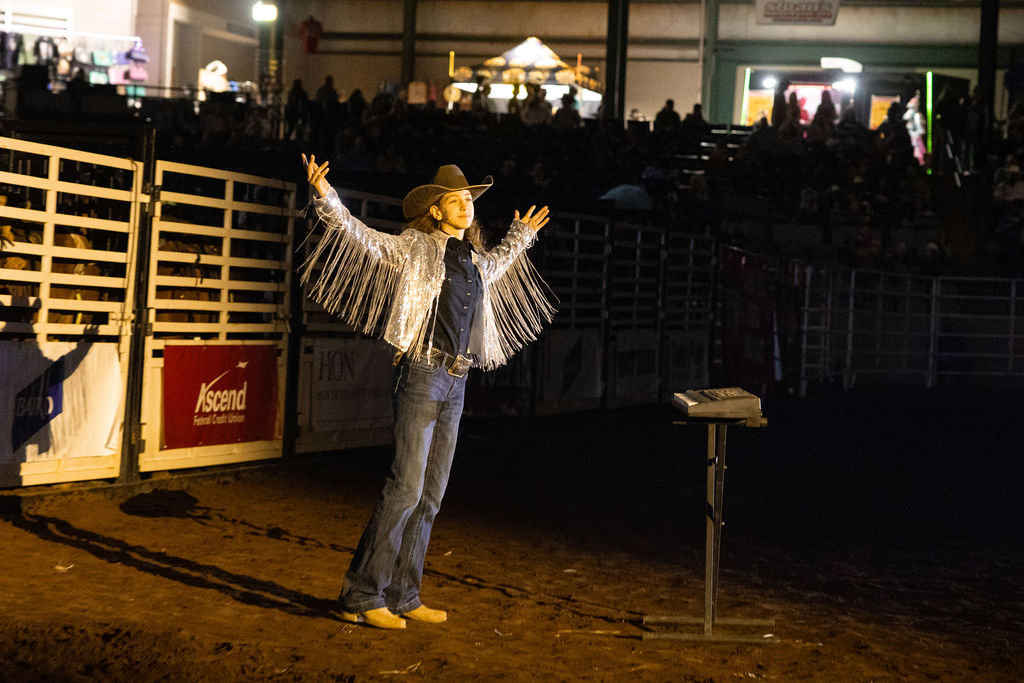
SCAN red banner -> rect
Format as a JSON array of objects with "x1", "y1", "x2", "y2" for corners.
[{"x1": 162, "y1": 345, "x2": 278, "y2": 449}]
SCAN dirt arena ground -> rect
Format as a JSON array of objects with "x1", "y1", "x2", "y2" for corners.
[{"x1": 1, "y1": 387, "x2": 1022, "y2": 681}]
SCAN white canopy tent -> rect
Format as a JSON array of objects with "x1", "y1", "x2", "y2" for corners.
[{"x1": 451, "y1": 37, "x2": 604, "y2": 116}]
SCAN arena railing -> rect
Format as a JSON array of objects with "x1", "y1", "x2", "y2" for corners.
[
  {"x1": 1, "y1": 142, "x2": 718, "y2": 487},
  {"x1": 0, "y1": 135, "x2": 146, "y2": 487},
  {"x1": 137, "y1": 160, "x2": 297, "y2": 474},
  {"x1": 798, "y1": 267, "x2": 1024, "y2": 392}
]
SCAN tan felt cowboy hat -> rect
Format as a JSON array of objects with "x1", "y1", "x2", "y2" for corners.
[{"x1": 402, "y1": 164, "x2": 493, "y2": 219}]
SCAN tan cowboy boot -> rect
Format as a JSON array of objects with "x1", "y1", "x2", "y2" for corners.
[
  {"x1": 402, "y1": 605, "x2": 447, "y2": 623},
  {"x1": 338, "y1": 606, "x2": 407, "y2": 629}
]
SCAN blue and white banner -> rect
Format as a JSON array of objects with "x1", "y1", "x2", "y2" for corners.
[{"x1": 0, "y1": 342, "x2": 122, "y2": 463}]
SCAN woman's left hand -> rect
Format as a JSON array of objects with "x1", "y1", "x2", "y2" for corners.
[{"x1": 514, "y1": 205, "x2": 550, "y2": 232}]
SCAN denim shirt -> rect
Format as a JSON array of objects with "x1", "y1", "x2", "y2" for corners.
[{"x1": 430, "y1": 236, "x2": 482, "y2": 357}]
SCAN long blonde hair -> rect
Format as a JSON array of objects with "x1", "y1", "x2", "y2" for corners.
[{"x1": 407, "y1": 204, "x2": 484, "y2": 251}]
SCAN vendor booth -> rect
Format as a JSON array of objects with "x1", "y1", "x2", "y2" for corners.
[
  {"x1": 450, "y1": 36, "x2": 604, "y2": 117},
  {"x1": 739, "y1": 66, "x2": 970, "y2": 132}
]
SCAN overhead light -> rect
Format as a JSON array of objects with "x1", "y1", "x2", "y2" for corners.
[
  {"x1": 820, "y1": 57, "x2": 863, "y2": 73},
  {"x1": 252, "y1": 1, "x2": 277, "y2": 22},
  {"x1": 833, "y1": 79, "x2": 857, "y2": 93},
  {"x1": 761, "y1": 76, "x2": 778, "y2": 90}
]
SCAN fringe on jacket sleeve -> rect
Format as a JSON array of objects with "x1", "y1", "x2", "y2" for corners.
[
  {"x1": 478, "y1": 221, "x2": 557, "y2": 369},
  {"x1": 298, "y1": 188, "x2": 406, "y2": 336}
]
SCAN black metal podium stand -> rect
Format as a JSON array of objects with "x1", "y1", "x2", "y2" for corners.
[{"x1": 643, "y1": 393, "x2": 775, "y2": 643}]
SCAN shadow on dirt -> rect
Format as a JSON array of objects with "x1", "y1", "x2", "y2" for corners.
[{"x1": 4, "y1": 508, "x2": 340, "y2": 619}]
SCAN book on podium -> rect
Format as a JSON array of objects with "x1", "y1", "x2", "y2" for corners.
[{"x1": 671, "y1": 387, "x2": 762, "y2": 421}]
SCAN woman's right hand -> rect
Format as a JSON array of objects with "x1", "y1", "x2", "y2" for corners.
[{"x1": 301, "y1": 153, "x2": 330, "y2": 199}]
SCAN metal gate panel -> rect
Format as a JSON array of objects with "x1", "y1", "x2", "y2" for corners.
[
  {"x1": 541, "y1": 212, "x2": 610, "y2": 329},
  {"x1": 0, "y1": 135, "x2": 145, "y2": 486},
  {"x1": 663, "y1": 230, "x2": 715, "y2": 397},
  {"x1": 607, "y1": 221, "x2": 666, "y2": 405},
  {"x1": 608, "y1": 220, "x2": 665, "y2": 331},
  {"x1": 138, "y1": 160, "x2": 296, "y2": 472},
  {"x1": 935, "y1": 277, "x2": 1024, "y2": 378},
  {"x1": 607, "y1": 328, "x2": 661, "y2": 407},
  {"x1": 799, "y1": 268, "x2": 1024, "y2": 392}
]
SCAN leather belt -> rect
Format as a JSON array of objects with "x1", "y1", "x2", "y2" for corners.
[
  {"x1": 394, "y1": 346, "x2": 473, "y2": 377},
  {"x1": 425, "y1": 347, "x2": 473, "y2": 377}
]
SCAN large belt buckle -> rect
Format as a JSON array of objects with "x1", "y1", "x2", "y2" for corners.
[{"x1": 447, "y1": 354, "x2": 471, "y2": 377}]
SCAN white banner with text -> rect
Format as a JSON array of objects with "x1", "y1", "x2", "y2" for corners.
[{"x1": 0, "y1": 341, "x2": 122, "y2": 463}]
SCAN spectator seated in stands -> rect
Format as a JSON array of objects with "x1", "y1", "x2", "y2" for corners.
[
  {"x1": 336, "y1": 133, "x2": 377, "y2": 173},
  {"x1": 285, "y1": 79, "x2": 310, "y2": 141},
  {"x1": 520, "y1": 85, "x2": 553, "y2": 127},
  {"x1": 599, "y1": 171, "x2": 655, "y2": 213},
  {"x1": 552, "y1": 93, "x2": 582, "y2": 130},
  {"x1": 653, "y1": 99, "x2": 681, "y2": 139},
  {"x1": 1005, "y1": 103, "x2": 1024, "y2": 160},
  {"x1": 807, "y1": 90, "x2": 837, "y2": 145},
  {"x1": 919, "y1": 239, "x2": 951, "y2": 275},
  {"x1": 834, "y1": 106, "x2": 869, "y2": 155},
  {"x1": 375, "y1": 141, "x2": 408, "y2": 174},
  {"x1": 679, "y1": 103, "x2": 711, "y2": 153},
  {"x1": 994, "y1": 160, "x2": 1024, "y2": 256}
]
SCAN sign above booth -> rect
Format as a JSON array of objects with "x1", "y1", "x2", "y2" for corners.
[{"x1": 756, "y1": 0, "x2": 841, "y2": 25}]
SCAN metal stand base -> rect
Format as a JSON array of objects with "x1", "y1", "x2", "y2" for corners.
[
  {"x1": 642, "y1": 421, "x2": 778, "y2": 643},
  {"x1": 642, "y1": 615, "x2": 778, "y2": 643}
]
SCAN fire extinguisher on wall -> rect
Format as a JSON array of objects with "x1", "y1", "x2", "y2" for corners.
[{"x1": 300, "y1": 15, "x2": 323, "y2": 55}]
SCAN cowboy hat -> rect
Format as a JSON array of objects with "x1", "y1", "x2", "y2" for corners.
[{"x1": 402, "y1": 164, "x2": 493, "y2": 219}]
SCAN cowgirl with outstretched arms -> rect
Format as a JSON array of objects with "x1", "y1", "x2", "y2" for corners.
[{"x1": 301, "y1": 154, "x2": 555, "y2": 629}]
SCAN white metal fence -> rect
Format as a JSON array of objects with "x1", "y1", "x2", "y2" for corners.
[
  {"x1": 0, "y1": 132, "x2": 716, "y2": 488},
  {"x1": 540, "y1": 213, "x2": 714, "y2": 411},
  {"x1": 138, "y1": 160, "x2": 296, "y2": 473},
  {"x1": 0, "y1": 136, "x2": 145, "y2": 486},
  {"x1": 0, "y1": 135, "x2": 298, "y2": 487},
  {"x1": 799, "y1": 267, "x2": 1024, "y2": 392}
]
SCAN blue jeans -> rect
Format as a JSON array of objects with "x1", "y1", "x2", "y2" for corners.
[{"x1": 339, "y1": 354, "x2": 467, "y2": 614}]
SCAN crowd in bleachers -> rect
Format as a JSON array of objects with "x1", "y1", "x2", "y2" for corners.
[
  {"x1": 243, "y1": 77, "x2": 1024, "y2": 273},
  {"x1": 10, "y1": 74, "x2": 1024, "y2": 274}
]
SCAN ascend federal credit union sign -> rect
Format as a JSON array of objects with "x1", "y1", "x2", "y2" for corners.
[
  {"x1": 756, "y1": 0, "x2": 840, "y2": 25},
  {"x1": 162, "y1": 345, "x2": 278, "y2": 449}
]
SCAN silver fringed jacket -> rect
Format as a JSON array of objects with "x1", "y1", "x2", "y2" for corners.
[{"x1": 300, "y1": 188, "x2": 556, "y2": 370}]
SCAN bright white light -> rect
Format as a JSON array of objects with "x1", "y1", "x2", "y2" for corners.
[
  {"x1": 252, "y1": 1, "x2": 277, "y2": 22},
  {"x1": 761, "y1": 76, "x2": 778, "y2": 90},
  {"x1": 454, "y1": 82, "x2": 602, "y2": 101},
  {"x1": 821, "y1": 57, "x2": 863, "y2": 73},
  {"x1": 833, "y1": 79, "x2": 857, "y2": 93}
]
